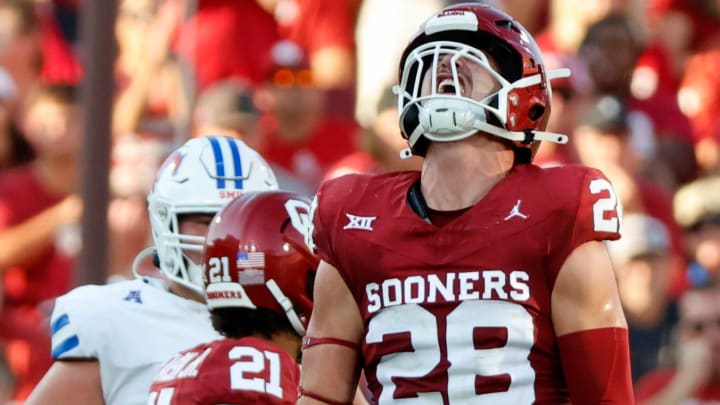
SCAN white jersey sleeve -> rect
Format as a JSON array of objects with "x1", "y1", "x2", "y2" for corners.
[
  {"x1": 50, "y1": 284, "x2": 110, "y2": 359},
  {"x1": 48, "y1": 278, "x2": 222, "y2": 405}
]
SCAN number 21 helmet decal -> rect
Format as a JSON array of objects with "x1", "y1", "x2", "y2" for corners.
[{"x1": 203, "y1": 190, "x2": 318, "y2": 336}]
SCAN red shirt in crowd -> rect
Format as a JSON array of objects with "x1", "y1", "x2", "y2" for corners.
[
  {"x1": 173, "y1": 0, "x2": 279, "y2": 89},
  {"x1": 262, "y1": 116, "x2": 358, "y2": 191},
  {"x1": 636, "y1": 369, "x2": 720, "y2": 403},
  {"x1": 0, "y1": 165, "x2": 73, "y2": 307},
  {"x1": 275, "y1": 0, "x2": 356, "y2": 59},
  {"x1": 0, "y1": 165, "x2": 73, "y2": 401}
]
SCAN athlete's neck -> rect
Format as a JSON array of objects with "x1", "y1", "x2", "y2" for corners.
[
  {"x1": 168, "y1": 280, "x2": 206, "y2": 303},
  {"x1": 267, "y1": 330, "x2": 301, "y2": 360},
  {"x1": 421, "y1": 136, "x2": 513, "y2": 210}
]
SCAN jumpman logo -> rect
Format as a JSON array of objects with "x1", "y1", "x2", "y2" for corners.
[{"x1": 504, "y1": 199, "x2": 528, "y2": 221}]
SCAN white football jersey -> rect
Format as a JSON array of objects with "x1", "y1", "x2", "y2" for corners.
[{"x1": 50, "y1": 278, "x2": 221, "y2": 405}]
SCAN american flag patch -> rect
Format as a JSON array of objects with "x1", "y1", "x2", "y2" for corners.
[{"x1": 236, "y1": 251, "x2": 265, "y2": 268}]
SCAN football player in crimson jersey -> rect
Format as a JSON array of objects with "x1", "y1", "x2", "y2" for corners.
[
  {"x1": 298, "y1": 3, "x2": 633, "y2": 405},
  {"x1": 147, "y1": 190, "x2": 318, "y2": 405},
  {"x1": 25, "y1": 136, "x2": 279, "y2": 405}
]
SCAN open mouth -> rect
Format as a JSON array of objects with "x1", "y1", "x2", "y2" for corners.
[
  {"x1": 438, "y1": 78, "x2": 458, "y2": 94},
  {"x1": 436, "y1": 72, "x2": 466, "y2": 96}
]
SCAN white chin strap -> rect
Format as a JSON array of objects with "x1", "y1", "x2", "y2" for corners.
[
  {"x1": 470, "y1": 120, "x2": 568, "y2": 144},
  {"x1": 131, "y1": 246, "x2": 157, "y2": 279},
  {"x1": 398, "y1": 68, "x2": 571, "y2": 159},
  {"x1": 400, "y1": 126, "x2": 568, "y2": 159},
  {"x1": 415, "y1": 97, "x2": 569, "y2": 144},
  {"x1": 400, "y1": 103, "x2": 568, "y2": 159},
  {"x1": 266, "y1": 279, "x2": 307, "y2": 336},
  {"x1": 417, "y1": 98, "x2": 488, "y2": 141}
]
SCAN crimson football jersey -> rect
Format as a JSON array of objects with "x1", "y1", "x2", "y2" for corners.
[
  {"x1": 311, "y1": 164, "x2": 622, "y2": 405},
  {"x1": 148, "y1": 337, "x2": 300, "y2": 405}
]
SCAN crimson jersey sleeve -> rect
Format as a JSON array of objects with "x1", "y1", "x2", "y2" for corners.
[
  {"x1": 148, "y1": 337, "x2": 300, "y2": 405},
  {"x1": 311, "y1": 172, "x2": 389, "y2": 290},
  {"x1": 571, "y1": 166, "x2": 623, "y2": 243},
  {"x1": 544, "y1": 165, "x2": 622, "y2": 284},
  {"x1": 310, "y1": 174, "x2": 354, "y2": 276},
  {"x1": 310, "y1": 177, "x2": 343, "y2": 269}
]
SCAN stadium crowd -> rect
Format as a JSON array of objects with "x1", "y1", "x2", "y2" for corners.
[{"x1": 0, "y1": 0, "x2": 719, "y2": 403}]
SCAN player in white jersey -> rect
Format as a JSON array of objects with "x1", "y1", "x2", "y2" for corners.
[{"x1": 25, "y1": 136, "x2": 279, "y2": 405}]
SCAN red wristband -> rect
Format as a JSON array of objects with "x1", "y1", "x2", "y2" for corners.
[
  {"x1": 302, "y1": 336, "x2": 360, "y2": 352},
  {"x1": 557, "y1": 327, "x2": 634, "y2": 404},
  {"x1": 298, "y1": 386, "x2": 351, "y2": 405}
]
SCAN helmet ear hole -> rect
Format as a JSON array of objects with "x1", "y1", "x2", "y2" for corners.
[
  {"x1": 401, "y1": 104, "x2": 420, "y2": 140},
  {"x1": 528, "y1": 105, "x2": 545, "y2": 121},
  {"x1": 494, "y1": 19, "x2": 520, "y2": 34}
]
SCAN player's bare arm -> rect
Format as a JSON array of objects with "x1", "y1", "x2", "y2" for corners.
[
  {"x1": 552, "y1": 240, "x2": 634, "y2": 403},
  {"x1": 553, "y1": 241, "x2": 627, "y2": 334},
  {"x1": 298, "y1": 260, "x2": 364, "y2": 404},
  {"x1": 24, "y1": 360, "x2": 103, "y2": 405}
]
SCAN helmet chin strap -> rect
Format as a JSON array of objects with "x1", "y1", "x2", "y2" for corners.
[
  {"x1": 418, "y1": 98, "x2": 488, "y2": 141},
  {"x1": 400, "y1": 98, "x2": 484, "y2": 159},
  {"x1": 132, "y1": 246, "x2": 158, "y2": 279},
  {"x1": 266, "y1": 279, "x2": 307, "y2": 336},
  {"x1": 400, "y1": 123, "x2": 568, "y2": 159},
  {"x1": 400, "y1": 147, "x2": 414, "y2": 159},
  {"x1": 398, "y1": 68, "x2": 572, "y2": 159},
  {"x1": 470, "y1": 119, "x2": 569, "y2": 144},
  {"x1": 400, "y1": 99, "x2": 568, "y2": 159}
]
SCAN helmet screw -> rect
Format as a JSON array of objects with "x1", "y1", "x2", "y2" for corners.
[
  {"x1": 509, "y1": 115, "x2": 516, "y2": 126},
  {"x1": 510, "y1": 93, "x2": 519, "y2": 106}
]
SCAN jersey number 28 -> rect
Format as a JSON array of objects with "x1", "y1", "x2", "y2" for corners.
[{"x1": 367, "y1": 300, "x2": 536, "y2": 404}]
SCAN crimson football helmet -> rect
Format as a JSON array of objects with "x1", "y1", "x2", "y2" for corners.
[
  {"x1": 203, "y1": 190, "x2": 318, "y2": 336},
  {"x1": 395, "y1": 3, "x2": 570, "y2": 159}
]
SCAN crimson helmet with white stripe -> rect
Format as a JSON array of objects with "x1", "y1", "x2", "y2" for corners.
[
  {"x1": 395, "y1": 3, "x2": 570, "y2": 161},
  {"x1": 203, "y1": 190, "x2": 318, "y2": 336}
]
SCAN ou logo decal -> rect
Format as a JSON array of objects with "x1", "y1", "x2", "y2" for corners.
[{"x1": 284, "y1": 198, "x2": 313, "y2": 251}]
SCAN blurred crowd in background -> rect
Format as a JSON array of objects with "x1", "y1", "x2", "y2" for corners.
[{"x1": 0, "y1": 0, "x2": 719, "y2": 403}]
